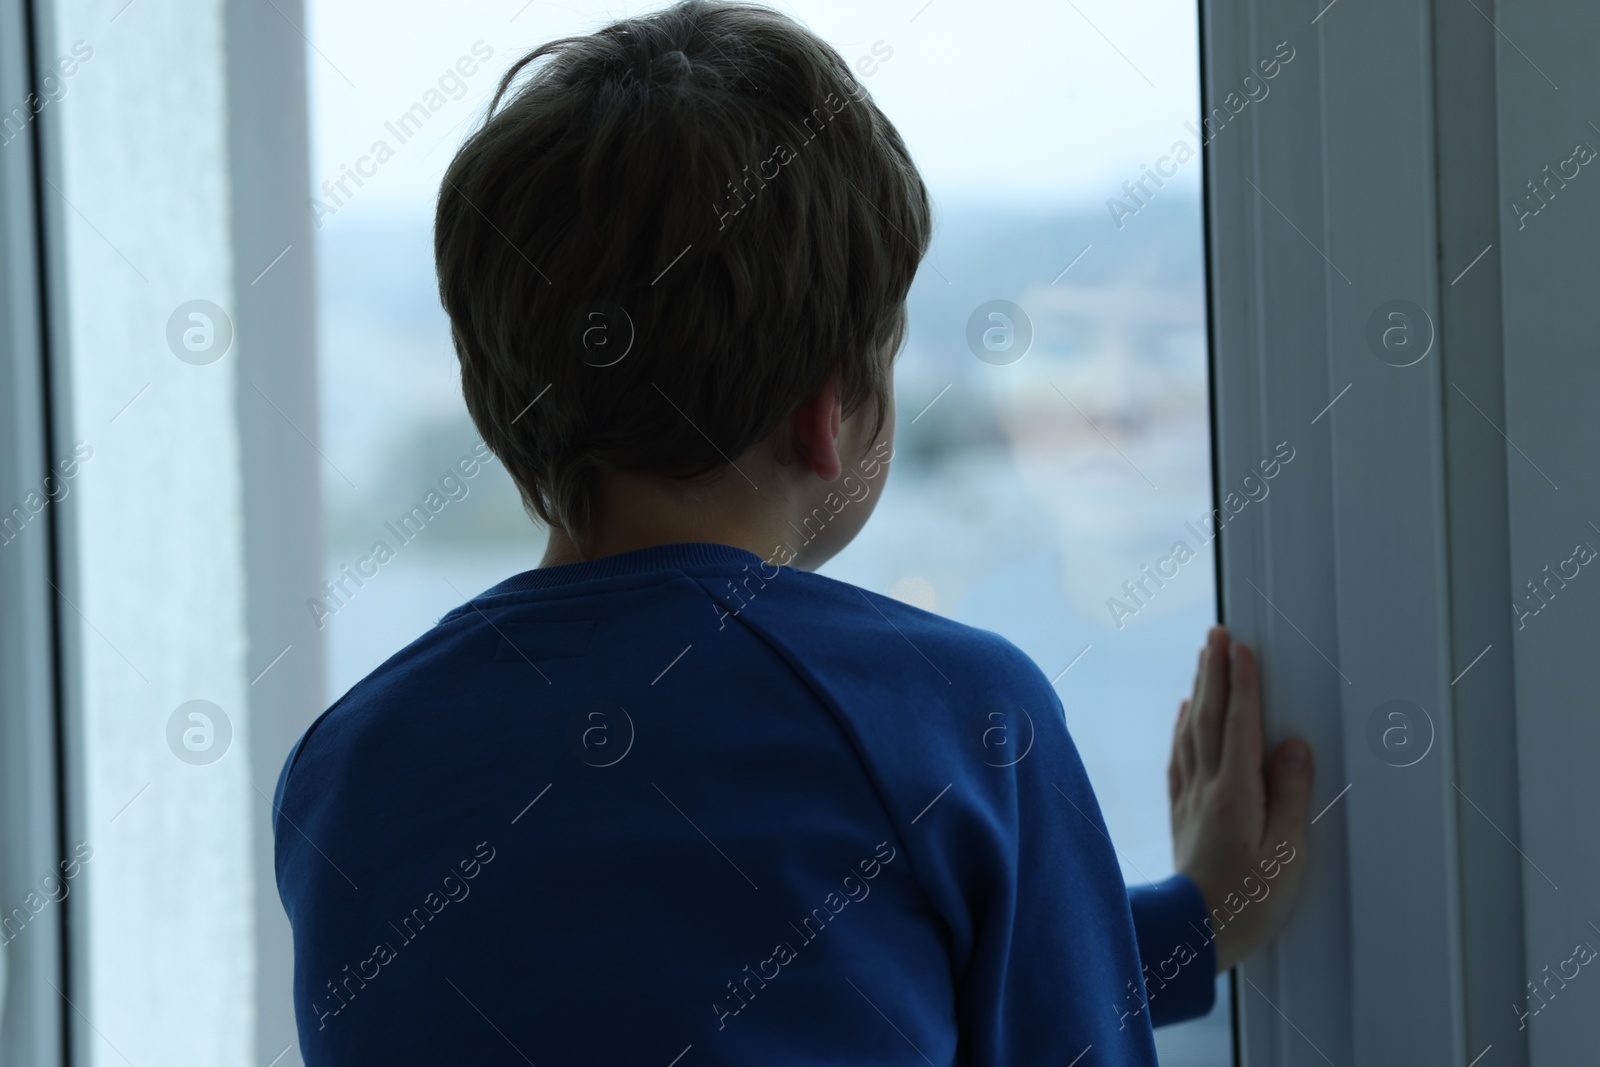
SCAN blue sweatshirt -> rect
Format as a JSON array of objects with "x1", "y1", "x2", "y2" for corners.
[{"x1": 274, "y1": 542, "x2": 1215, "y2": 1065}]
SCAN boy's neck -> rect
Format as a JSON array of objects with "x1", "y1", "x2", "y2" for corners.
[{"x1": 536, "y1": 476, "x2": 788, "y2": 570}]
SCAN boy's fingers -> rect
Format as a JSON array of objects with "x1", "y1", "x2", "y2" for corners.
[
  {"x1": 1175, "y1": 698, "x2": 1196, "y2": 783},
  {"x1": 1219, "y1": 641, "x2": 1264, "y2": 781},
  {"x1": 1263, "y1": 738, "x2": 1315, "y2": 848},
  {"x1": 1188, "y1": 644, "x2": 1205, "y2": 718},
  {"x1": 1194, "y1": 627, "x2": 1230, "y2": 775},
  {"x1": 1168, "y1": 703, "x2": 1181, "y2": 802},
  {"x1": 1181, "y1": 650, "x2": 1204, "y2": 782}
]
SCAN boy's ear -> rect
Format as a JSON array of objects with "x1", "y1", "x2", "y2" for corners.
[{"x1": 788, "y1": 372, "x2": 844, "y2": 481}]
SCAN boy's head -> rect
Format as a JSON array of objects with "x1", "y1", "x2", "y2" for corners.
[{"x1": 435, "y1": 0, "x2": 931, "y2": 555}]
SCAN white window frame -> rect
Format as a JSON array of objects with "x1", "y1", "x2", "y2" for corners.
[
  {"x1": 1203, "y1": 0, "x2": 1466, "y2": 1055},
  {"x1": 0, "y1": 0, "x2": 68, "y2": 1058},
  {"x1": 1491, "y1": 2, "x2": 1600, "y2": 1065},
  {"x1": 1202, "y1": 0, "x2": 1588, "y2": 1063},
  {"x1": 14, "y1": 0, "x2": 323, "y2": 1063}
]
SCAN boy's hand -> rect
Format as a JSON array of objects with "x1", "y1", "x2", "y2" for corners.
[{"x1": 1168, "y1": 625, "x2": 1314, "y2": 973}]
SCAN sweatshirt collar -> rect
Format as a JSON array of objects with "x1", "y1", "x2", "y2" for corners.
[{"x1": 481, "y1": 540, "x2": 770, "y2": 593}]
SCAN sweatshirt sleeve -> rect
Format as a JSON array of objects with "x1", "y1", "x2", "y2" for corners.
[
  {"x1": 732, "y1": 578, "x2": 1170, "y2": 1066},
  {"x1": 1128, "y1": 873, "x2": 1218, "y2": 1026},
  {"x1": 889, "y1": 633, "x2": 1166, "y2": 1066}
]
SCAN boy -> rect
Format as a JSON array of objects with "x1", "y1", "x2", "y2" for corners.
[{"x1": 273, "y1": 2, "x2": 1315, "y2": 1063}]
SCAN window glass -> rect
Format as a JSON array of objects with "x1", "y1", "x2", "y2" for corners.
[{"x1": 309, "y1": 2, "x2": 1224, "y2": 1060}]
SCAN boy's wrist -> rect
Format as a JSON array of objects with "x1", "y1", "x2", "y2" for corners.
[{"x1": 1176, "y1": 866, "x2": 1238, "y2": 973}]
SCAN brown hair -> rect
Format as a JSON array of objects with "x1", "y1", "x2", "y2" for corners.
[{"x1": 434, "y1": 0, "x2": 931, "y2": 547}]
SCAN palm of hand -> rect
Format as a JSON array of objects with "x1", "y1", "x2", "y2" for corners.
[{"x1": 1168, "y1": 626, "x2": 1315, "y2": 973}]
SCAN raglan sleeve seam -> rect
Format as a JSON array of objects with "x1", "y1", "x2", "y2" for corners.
[{"x1": 680, "y1": 572, "x2": 942, "y2": 914}]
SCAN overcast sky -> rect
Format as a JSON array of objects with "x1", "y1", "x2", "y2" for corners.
[{"x1": 305, "y1": 0, "x2": 1202, "y2": 219}]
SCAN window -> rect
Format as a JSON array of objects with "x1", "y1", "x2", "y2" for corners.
[
  {"x1": 11, "y1": 0, "x2": 1586, "y2": 1063},
  {"x1": 307, "y1": 1, "x2": 1225, "y2": 1062}
]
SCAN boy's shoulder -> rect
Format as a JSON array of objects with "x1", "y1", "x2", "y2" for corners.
[
  {"x1": 720, "y1": 565, "x2": 1079, "y2": 853},
  {"x1": 722, "y1": 563, "x2": 1055, "y2": 707},
  {"x1": 277, "y1": 556, "x2": 1059, "y2": 810}
]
